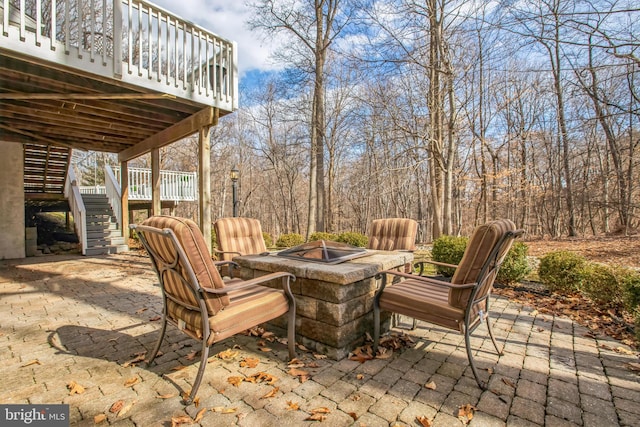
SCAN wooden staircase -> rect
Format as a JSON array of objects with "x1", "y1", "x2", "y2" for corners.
[{"x1": 81, "y1": 193, "x2": 128, "y2": 256}]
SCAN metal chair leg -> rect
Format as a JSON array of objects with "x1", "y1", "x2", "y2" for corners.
[
  {"x1": 465, "y1": 329, "x2": 487, "y2": 390},
  {"x1": 486, "y1": 316, "x2": 503, "y2": 355},
  {"x1": 147, "y1": 314, "x2": 167, "y2": 366},
  {"x1": 287, "y1": 299, "x2": 296, "y2": 359},
  {"x1": 184, "y1": 340, "x2": 210, "y2": 405}
]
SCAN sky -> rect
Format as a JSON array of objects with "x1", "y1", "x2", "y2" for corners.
[{"x1": 151, "y1": 0, "x2": 282, "y2": 83}]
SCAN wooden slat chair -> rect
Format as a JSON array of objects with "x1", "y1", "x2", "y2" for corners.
[
  {"x1": 131, "y1": 216, "x2": 296, "y2": 404},
  {"x1": 373, "y1": 219, "x2": 524, "y2": 388}
]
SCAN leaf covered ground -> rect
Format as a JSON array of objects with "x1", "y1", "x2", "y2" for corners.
[{"x1": 494, "y1": 236, "x2": 640, "y2": 349}]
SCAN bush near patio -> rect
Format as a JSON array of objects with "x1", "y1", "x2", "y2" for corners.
[
  {"x1": 538, "y1": 250, "x2": 640, "y2": 341},
  {"x1": 275, "y1": 233, "x2": 305, "y2": 248},
  {"x1": 336, "y1": 231, "x2": 368, "y2": 247},
  {"x1": 309, "y1": 232, "x2": 339, "y2": 242}
]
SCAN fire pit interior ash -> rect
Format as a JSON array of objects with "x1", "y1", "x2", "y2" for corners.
[{"x1": 276, "y1": 240, "x2": 367, "y2": 264}]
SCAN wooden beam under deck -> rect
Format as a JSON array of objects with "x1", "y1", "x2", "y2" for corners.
[{"x1": 118, "y1": 107, "x2": 219, "y2": 162}]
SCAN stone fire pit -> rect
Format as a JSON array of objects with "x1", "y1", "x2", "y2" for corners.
[{"x1": 234, "y1": 249, "x2": 413, "y2": 360}]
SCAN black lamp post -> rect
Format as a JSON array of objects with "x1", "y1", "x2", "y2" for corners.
[{"x1": 230, "y1": 166, "x2": 239, "y2": 217}]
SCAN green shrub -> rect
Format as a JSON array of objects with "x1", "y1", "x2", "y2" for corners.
[
  {"x1": 538, "y1": 251, "x2": 587, "y2": 293},
  {"x1": 262, "y1": 232, "x2": 273, "y2": 249},
  {"x1": 431, "y1": 235, "x2": 468, "y2": 277},
  {"x1": 336, "y1": 232, "x2": 368, "y2": 247},
  {"x1": 275, "y1": 233, "x2": 304, "y2": 248},
  {"x1": 497, "y1": 241, "x2": 532, "y2": 285},
  {"x1": 309, "y1": 232, "x2": 338, "y2": 242},
  {"x1": 580, "y1": 263, "x2": 624, "y2": 310},
  {"x1": 619, "y1": 268, "x2": 640, "y2": 310}
]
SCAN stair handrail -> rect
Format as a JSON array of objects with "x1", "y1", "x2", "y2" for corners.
[
  {"x1": 64, "y1": 167, "x2": 87, "y2": 255},
  {"x1": 105, "y1": 165, "x2": 122, "y2": 230}
]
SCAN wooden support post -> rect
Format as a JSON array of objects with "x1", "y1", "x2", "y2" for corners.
[
  {"x1": 199, "y1": 125, "x2": 212, "y2": 254},
  {"x1": 151, "y1": 148, "x2": 161, "y2": 216},
  {"x1": 121, "y1": 161, "x2": 130, "y2": 239}
]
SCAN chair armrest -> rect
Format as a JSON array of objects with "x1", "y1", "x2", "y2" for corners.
[
  {"x1": 212, "y1": 260, "x2": 239, "y2": 268},
  {"x1": 375, "y1": 269, "x2": 476, "y2": 294},
  {"x1": 417, "y1": 260, "x2": 458, "y2": 269},
  {"x1": 200, "y1": 271, "x2": 296, "y2": 295},
  {"x1": 213, "y1": 249, "x2": 242, "y2": 258},
  {"x1": 415, "y1": 259, "x2": 458, "y2": 276}
]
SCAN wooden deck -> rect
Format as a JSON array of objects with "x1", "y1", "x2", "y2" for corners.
[{"x1": 0, "y1": 0, "x2": 238, "y2": 158}]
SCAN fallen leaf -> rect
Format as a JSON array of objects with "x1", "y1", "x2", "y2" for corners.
[
  {"x1": 240, "y1": 357, "x2": 260, "y2": 368},
  {"x1": 124, "y1": 377, "x2": 139, "y2": 387},
  {"x1": 193, "y1": 396, "x2": 200, "y2": 408},
  {"x1": 185, "y1": 351, "x2": 198, "y2": 361},
  {"x1": 135, "y1": 307, "x2": 148, "y2": 314},
  {"x1": 310, "y1": 407, "x2": 331, "y2": 414},
  {"x1": 502, "y1": 378, "x2": 516, "y2": 388},
  {"x1": 297, "y1": 344, "x2": 310, "y2": 351},
  {"x1": 149, "y1": 315, "x2": 162, "y2": 321},
  {"x1": 227, "y1": 376, "x2": 244, "y2": 387},
  {"x1": 67, "y1": 381, "x2": 85, "y2": 395},
  {"x1": 313, "y1": 353, "x2": 328, "y2": 360},
  {"x1": 351, "y1": 394, "x2": 361, "y2": 401},
  {"x1": 305, "y1": 413, "x2": 327, "y2": 421},
  {"x1": 109, "y1": 400, "x2": 124, "y2": 413},
  {"x1": 626, "y1": 362, "x2": 640, "y2": 372},
  {"x1": 287, "y1": 401, "x2": 300, "y2": 411},
  {"x1": 261, "y1": 387, "x2": 280, "y2": 399},
  {"x1": 94, "y1": 414, "x2": 107, "y2": 424},
  {"x1": 217, "y1": 349, "x2": 239, "y2": 360},
  {"x1": 171, "y1": 415, "x2": 193, "y2": 426},
  {"x1": 211, "y1": 407, "x2": 237, "y2": 413},
  {"x1": 356, "y1": 374, "x2": 365, "y2": 380},
  {"x1": 171, "y1": 365, "x2": 187, "y2": 371},
  {"x1": 194, "y1": 408, "x2": 207, "y2": 422},
  {"x1": 259, "y1": 347, "x2": 273, "y2": 352},
  {"x1": 122, "y1": 352, "x2": 146, "y2": 368},
  {"x1": 118, "y1": 400, "x2": 135, "y2": 417},
  {"x1": 457, "y1": 404, "x2": 477, "y2": 423},
  {"x1": 349, "y1": 412, "x2": 358, "y2": 420},
  {"x1": 156, "y1": 393, "x2": 175, "y2": 399},
  {"x1": 288, "y1": 367, "x2": 310, "y2": 382},
  {"x1": 247, "y1": 372, "x2": 278, "y2": 384},
  {"x1": 425, "y1": 381, "x2": 437, "y2": 390},
  {"x1": 417, "y1": 415, "x2": 432, "y2": 427},
  {"x1": 262, "y1": 331, "x2": 276, "y2": 340}
]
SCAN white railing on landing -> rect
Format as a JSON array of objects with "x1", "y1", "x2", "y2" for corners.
[
  {"x1": 79, "y1": 167, "x2": 197, "y2": 202},
  {"x1": 64, "y1": 167, "x2": 88, "y2": 255},
  {"x1": 1, "y1": 0, "x2": 238, "y2": 111},
  {"x1": 105, "y1": 166, "x2": 122, "y2": 229},
  {"x1": 112, "y1": 166, "x2": 197, "y2": 201}
]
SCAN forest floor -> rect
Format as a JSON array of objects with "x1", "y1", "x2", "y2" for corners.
[{"x1": 495, "y1": 235, "x2": 640, "y2": 350}]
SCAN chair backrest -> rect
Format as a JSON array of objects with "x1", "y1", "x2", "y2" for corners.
[
  {"x1": 367, "y1": 218, "x2": 418, "y2": 251},
  {"x1": 449, "y1": 219, "x2": 520, "y2": 310},
  {"x1": 134, "y1": 216, "x2": 229, "y2": 315},
  {"x1": 214, "y1": 217, "x2": 267, "y2": 261}
]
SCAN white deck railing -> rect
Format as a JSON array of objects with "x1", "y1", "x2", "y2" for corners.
[
  {"x1": 1, "y1": 0, "x2": 238, "y2": 111},
  {"x1": 65, "y1": 167, "x2": 88, "y2": 255},
  {"x1": 78, "y1": 166, "x2": 197, "y2": 202}
]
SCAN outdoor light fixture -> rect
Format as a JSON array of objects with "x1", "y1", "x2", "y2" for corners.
[
  {"x1": 230, "y1": 166, "x2": 239, "y2": 217},
  {"x1": 230, "y1": 166, "x2": 240, "y2": 182}
]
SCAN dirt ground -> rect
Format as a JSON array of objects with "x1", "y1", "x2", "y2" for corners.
[{"x1": 523, "y1": 235, "x2": 640, "y2": 269}]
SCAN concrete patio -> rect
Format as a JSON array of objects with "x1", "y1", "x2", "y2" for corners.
[{"x1": 1, "y1": 252, "x2": 638, "y2": 426}]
